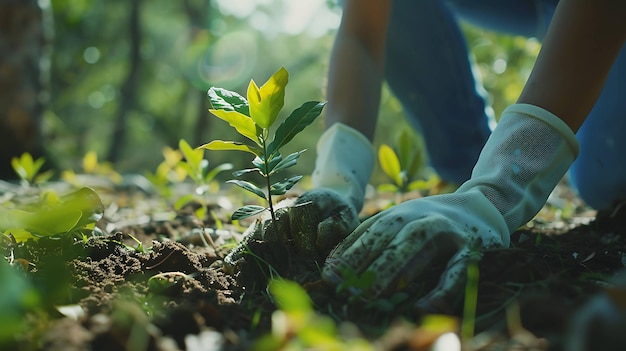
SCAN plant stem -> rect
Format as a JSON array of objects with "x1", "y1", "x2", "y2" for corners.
[
  {"x1": 266, "y1": 170, "x2": 277, "y2": 224},
  {"x1": 262, "y1": 136, "x2": 277, "y2": 225},
  {"x1": 461, "y1": 260, "x2": 480, "y2": 342}
]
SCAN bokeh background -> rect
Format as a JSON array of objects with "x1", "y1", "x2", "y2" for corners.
[{"x1": 1, "y1": 0, "x2": 541, "y2": 182}]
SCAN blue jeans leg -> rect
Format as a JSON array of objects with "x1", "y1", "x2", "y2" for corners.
[
  {"x1": 385, "y1": 0, "x2": 490, "y2": 184},
  {"x1": 384, "y1": 0, "x2": 557, "y2": 184},
  {"x1": 569, "y1": 43, "x2": 626, "y2": 210}
]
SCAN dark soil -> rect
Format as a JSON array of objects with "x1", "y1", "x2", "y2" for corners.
[{"x1": 3, "y1": 185, "x2": 626, "y2": 351}]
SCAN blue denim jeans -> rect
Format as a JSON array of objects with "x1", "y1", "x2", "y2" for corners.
[{"x1": 385, "y1": 0, "x2": 626, "y2": 209}]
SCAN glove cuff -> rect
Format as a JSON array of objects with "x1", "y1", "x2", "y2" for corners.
[
  {"x1": 503, "y1": 103, "x2": 580, "y2": 156},
  {"x1": 459, "y1": 103, "x2": 580, "y2": 236},
  {"x1": 312, "y1": 123, "x2": 374, "y2": 211}
]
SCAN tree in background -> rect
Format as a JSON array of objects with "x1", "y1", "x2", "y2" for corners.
[
  {"x1": 1, "y1": 0, "x2": 536, "y2": 179},
  {"x1": 0, "y1": 0, "x2": 54, "y2": 179}
]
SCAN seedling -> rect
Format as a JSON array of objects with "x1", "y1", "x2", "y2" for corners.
[
  {"x1": 199, "y1": 67, "x2": 325, "y2": 226},
  {"x1": 252, "y1": 278, "x2": 375, "y2": 351},
  {"x1": 61, "y1": 151, "x2": 123, "y2": 186},
  {"x1": 377, "y1": 130, "x2": 427, "y2": 195},
  {"x1": 11, "y1": 152, "x2": 54, "y2": 187},
  {"x1": 174, "y1": 139, "x2": 233, "y2": 220},
  {"x1": 145, "y1": 146, "x2": 187, "y2": 198}
]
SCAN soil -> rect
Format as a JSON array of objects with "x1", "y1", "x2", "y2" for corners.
[{"x1": 2, "y1": 183, "x2": 626, "y2": 351}]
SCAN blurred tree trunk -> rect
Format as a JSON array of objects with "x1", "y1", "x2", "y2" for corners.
[
  {"x1": 183, "y1": 0, "x2": 212, "y2": 147},
  {"x1": 0, "y1": 0, "x2": 53, "y2": 179},
  {"x1": 107, "y1": 0, "x2": 141, "y2": 163}
]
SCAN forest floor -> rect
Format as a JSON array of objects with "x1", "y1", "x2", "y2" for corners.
[{"x1": 3, "y1": 180, "x2": 626, "y2": 351}]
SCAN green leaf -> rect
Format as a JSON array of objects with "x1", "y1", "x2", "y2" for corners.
[
  {"x1": 198, "y1": 140, "x2": 262, "y2": 157},
  {"x1": 269, "y1": 279, "x2": 312, "y2": 313},
  {"x1": 398, "y1": 131, "x2": 413, "y2": 172},
  {"x1": 252, "y1": 154, "x2": 282, "y2": 176},
  {"x1": 195, "y1": 206, "x2": 207, "y2": 221},
  {"x1": 174, "y1": 194, "x2": 196, "y2": 210},
  {"x1": 232, "y1": 168, "x2": 259, "y2": 177},
  {"x1": 176, "y1": 162, "x2": 195, "y2": 181},
  {"x1": 376, "y1": 183, "x2": 400, "y2": 193},
  {"x1": 270, "y1": 150, "x2": 305, "y2": 175},
  {"x1": 406, "y1": 150, "x2": 423, "y2": 182},
  {"x1": 0, "y1": 259, "x2": 41, "y2": 340},
  {"x1": 34, "y1": 169, "x2": 55, "y2": 184},
  {"x1": 0, "y1": 187, "x2": 103, "y2": 240},
  {"x1": 209, "y1": 109, "x2": 260, "y2": 146},
  {"x1": 399, "y1": 131, "x2": 423, "y2": 180},
  {"x1": 204, "y1": 162, "x2": 234, "y2": 183},
  {"x1": 179, "y1": 139, "x2": 204, "y2": 168},
  {"x1": 270, "y1": 175, "x2": 303, "y2": 196},
  {"x1": 3, "y1": 227, "x2": 35, "y2": 242},
  {"x1": 11, "y1": 153, "x2": 46, "y2": 183},
  {"x1": 378, "y1": 144, "x2": 403, "y2": 187},
  {"x1": 207, "y1": 87, "x2": 249, "y2": 115},
  {"x1": 268, "y1": 101, "x2": 325, "y2": 156},
  {"x1": 247, "y1": 67, "x2": 289, "y2": 129},
  {"x1": 232, "y1": 205, "x2": 266, "y2": 220},
  {"x1": 227, "y1": 179, "x2": 267, "y2": 200}
]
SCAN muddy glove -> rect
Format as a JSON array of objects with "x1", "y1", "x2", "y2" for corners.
[
  {"x1": 323, "y1": 104, "x2": 580, "y2": 311},
  {"x1": 289, "y1": 122, "x2": 374, "y2": 257}
]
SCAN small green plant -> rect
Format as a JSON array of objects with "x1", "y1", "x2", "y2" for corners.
[
  {"x1": 144, "y1": 146, "x2": 187, "y2": 198},
  {"x1": 199, "y1": 67, "x2": 325, "y2": 225},
  {"x1": 61, "y1": 151, "x2": 123, "y2": 186},
  {"x1": 377, "y1": 130, "x2": 434, "y2": 196},
  {"x1": 11, "y1": 152, "x2": 54, "y2": 187},
  {"x1": 0, "y1": 187, "x2": 104, "y2": 243},
  {"x1": 174, "y1": 139, "x2": 233, "y2": 220},
  {"x1": 253, "y1": 278, "x2": 374, "y2": 351}
]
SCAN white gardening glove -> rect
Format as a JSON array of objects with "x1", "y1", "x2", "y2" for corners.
[
  {"x1": 322, "y1": 104, "x2": 580, "y2": 311},
  {"x1": 289, "y1": 122, "x2": 374, "y2": 257}
]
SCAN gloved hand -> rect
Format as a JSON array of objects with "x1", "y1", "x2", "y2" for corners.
[
  {"x1": 223, "y1": 123, "x2": 373, "y2": 270},
  {"x1": 289, "y1": 123, "x2": 374, "y2": 258},
  {"x1": 322, "y1": 104, "x2": 580, "y2": 311}
]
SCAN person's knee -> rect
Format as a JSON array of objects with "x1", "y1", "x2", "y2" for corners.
[{"x1": 569, "y1": 150, "x2": 626, "y2": 210}]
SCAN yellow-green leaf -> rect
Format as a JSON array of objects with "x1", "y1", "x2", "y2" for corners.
[
  {"x1": 198, "y1": 140, "x2": 261, "y2": 157},
  {"x1": 248, "y1": 67, "x2": 288, "y2": 129},
  {"x1": 179, "y1": 139, "x2": 203, "y2": 167},
  {"x1": 378, "y1": 144, "x2": 402, "y2": 187},
  {"x1": 269, "y1": 279, "x2": 312, "y2": 313},
  {"x1": 82, "y1": 151, "x2": 98, "y2": 173},
  {"x1": 398, "y1": 130, "x2": 412, "y2": 170},
  {"x1": 209, "y1": 109, "x2": 260, "y2": 146}
]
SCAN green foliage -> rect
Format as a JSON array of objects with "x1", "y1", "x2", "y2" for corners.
[
  {"x1": 0, "y1": 259, "x2": 42, "y2": 343},
  {"x1": 175, "y1": 139, "x2": 233, "y2": 220},
  {"x1": 0, "y1": 187, "x2": 104, "y2": 243},
  {"x1": 144, "y1": 146, "x2": 187, "y2": 198},
  {"x1": 199, "y1": 67, "x2": 325, "y2": 222},
  {"x1": 145, "y1": 140, "x2": 233, "y2": 220},
  {"x1": 377, "y1": 130, "x2": 433, "y2": 195},
  {"x1": 252, "y1": 279, "x2": 374, "y2": 351},
  {"x1": 61, "y1": 151, "x2": 123, "y2": 186},
  {"x1": 11, "y1": 153, "x2": 54, "y2": 186}
]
